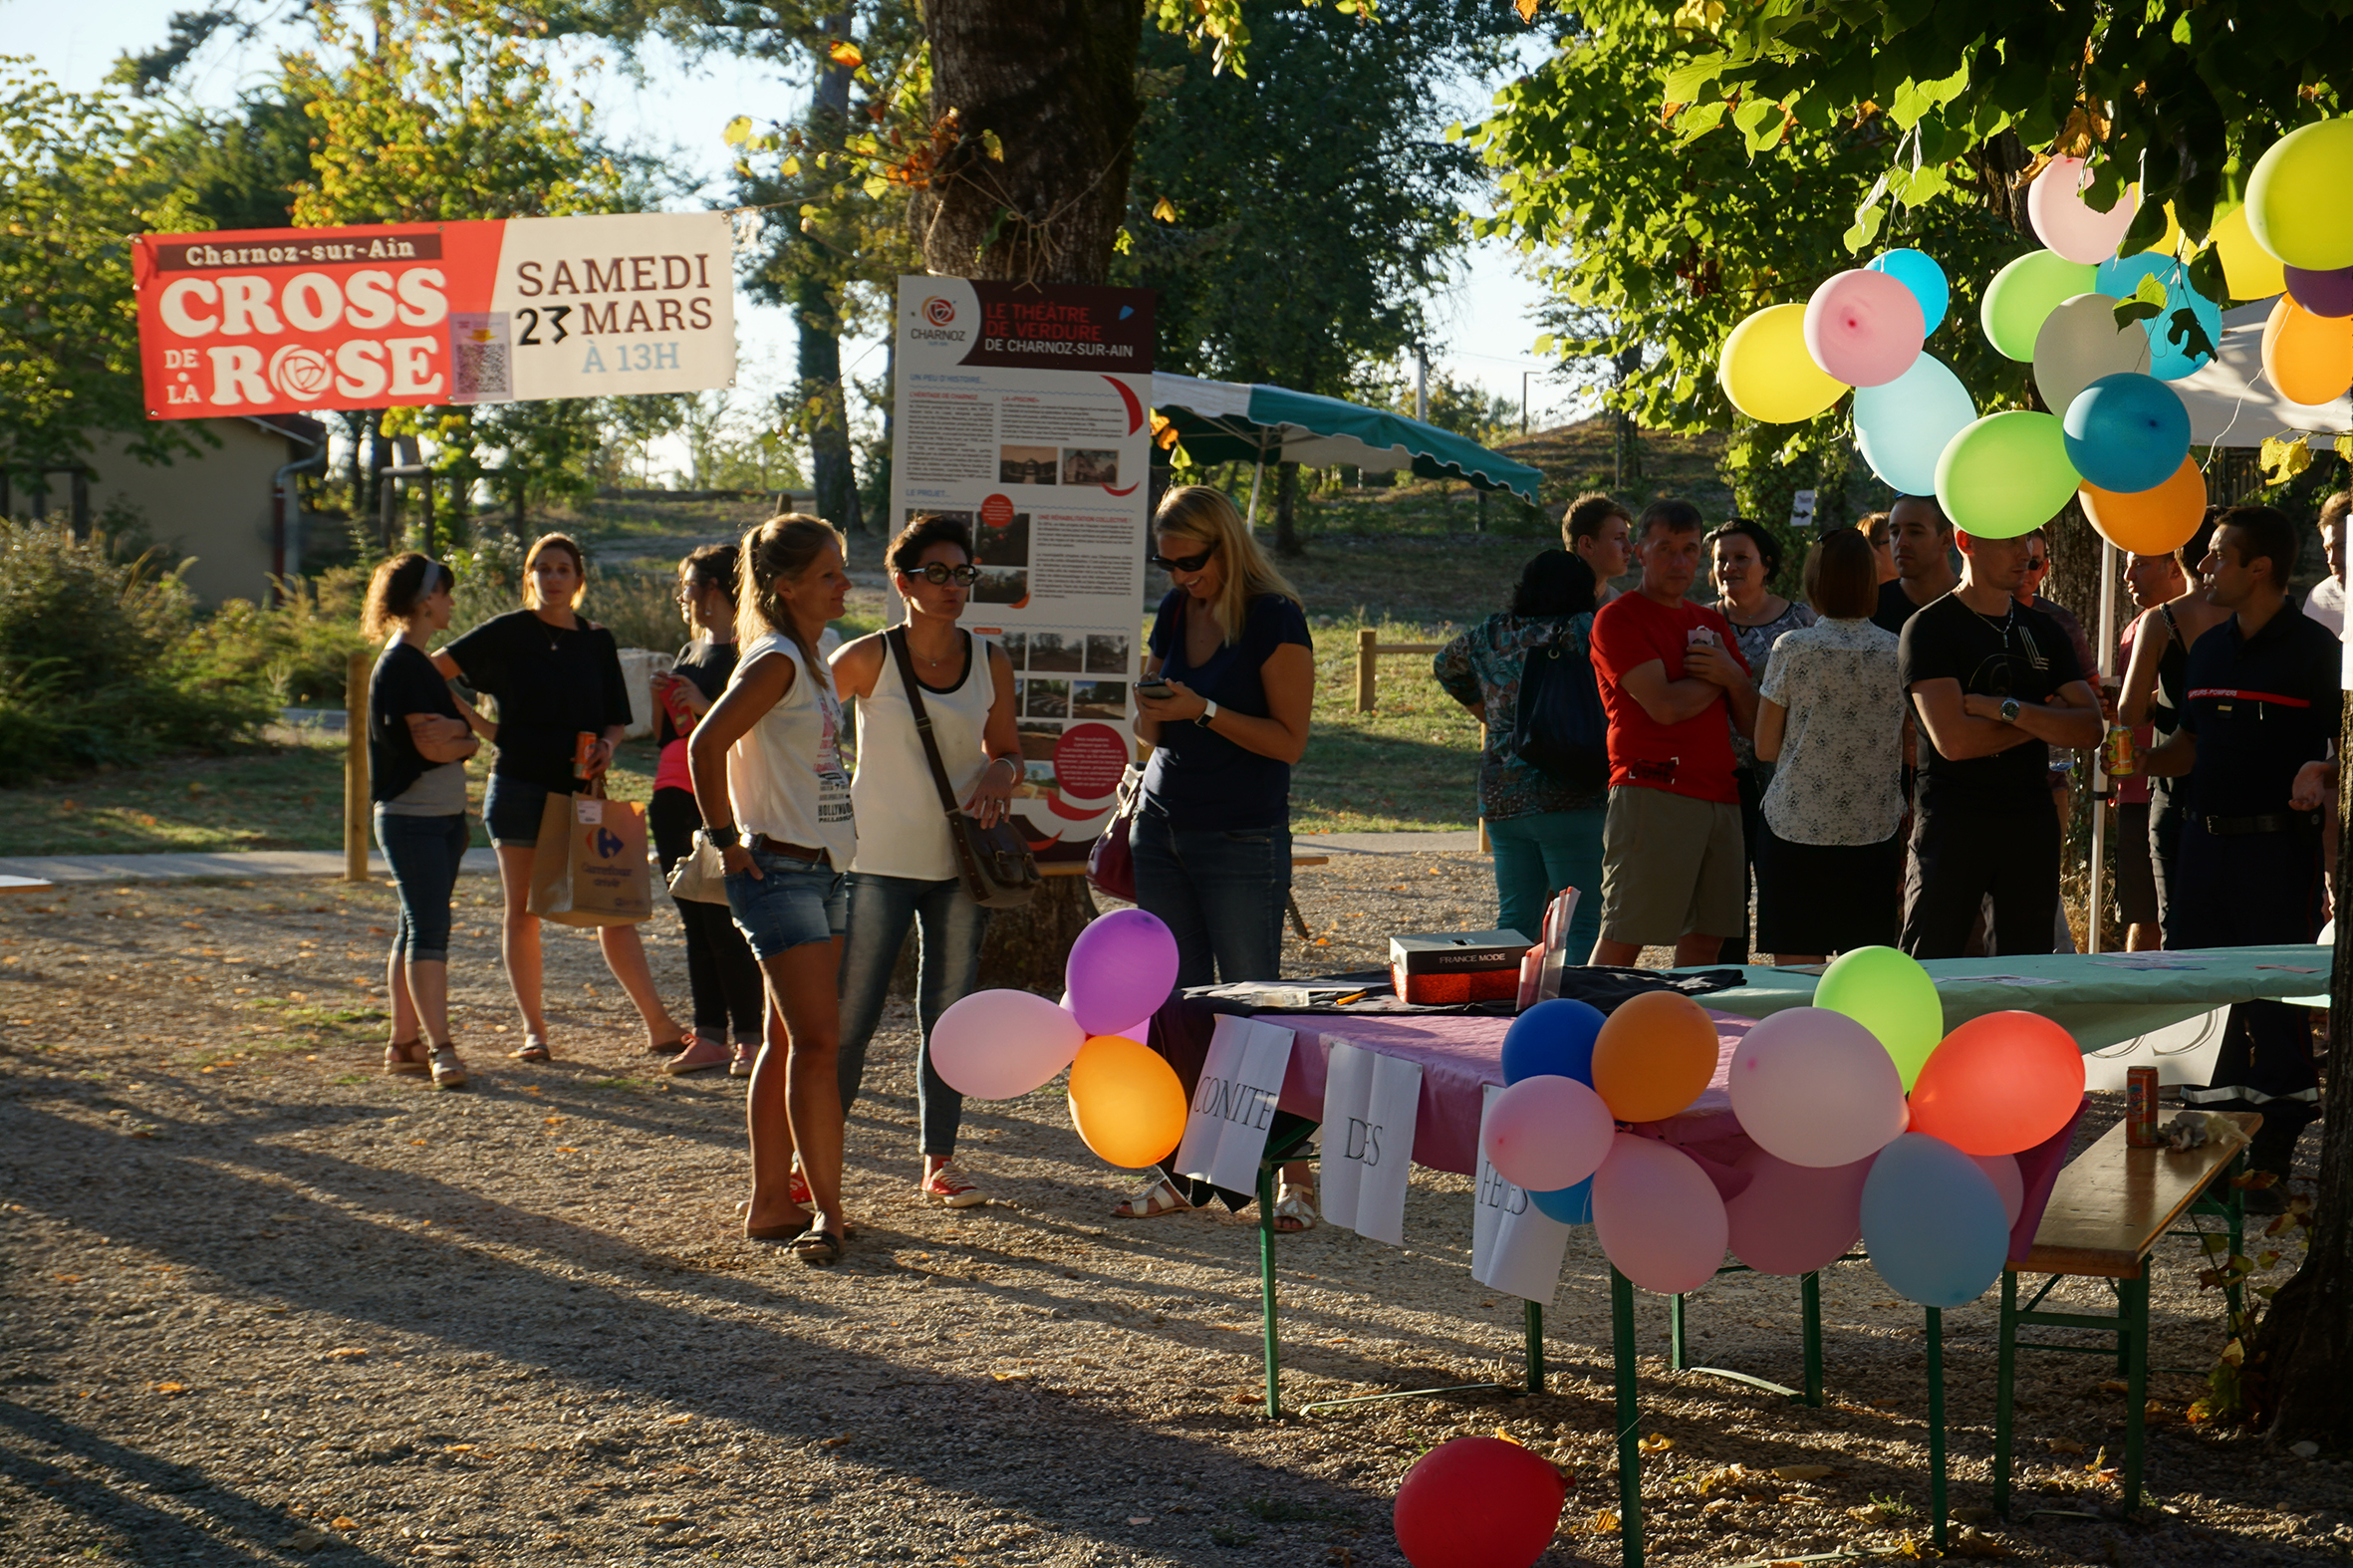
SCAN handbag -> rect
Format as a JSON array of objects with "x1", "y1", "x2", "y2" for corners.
[
  {"x1": 526, "y1": 779, "x2": 655, "y2": 927},
  {"x1": 663, "y1": 835, "x2": 731, "y2": 906},
  {"x1": 889, "y1": 628, "x2": 1040, "y2": 910},
  {"x1": 1087, "y1": 762, "x2": 1145, "y2": 904},
  {"x1": 1511, "y1": 631, "x2": 1610, "y2": 789}
]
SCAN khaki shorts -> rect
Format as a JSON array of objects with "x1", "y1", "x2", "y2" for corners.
[{"x1": 1598, "y1": 785, "x2": 1745, "y2": 946}]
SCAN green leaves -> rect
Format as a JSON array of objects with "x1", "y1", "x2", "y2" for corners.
[{"x1": 2113, "y1": 273, "x2": 2168, "y2": 330}]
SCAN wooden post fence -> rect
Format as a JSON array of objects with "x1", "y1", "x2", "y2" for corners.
[
  {"x1": 344, "y1": 651, "x2": 370, "y2": 882},
  {"x1": 1353, "y1": 628, "x2": 1445, "y2": 712}
]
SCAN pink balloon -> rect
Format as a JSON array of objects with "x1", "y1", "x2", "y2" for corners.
[
  {"x1": 1728, "y1": 1007, "x2": 1910, "y2": 1169},
  {"x1": 1803, "y1": 269, "x2": 1926, "y2": 387},
  {"x1": 930, "y1": 988, "x2": 1084, "y2": 1100},
  {"x1": 1724, "y1": 1147, "x2": 1874, "y2": 1275},
  {"x1": 1591, "y1": 1134, "x2": 1729, "y2": 1295},
  {"x1": 1061, "y1": 990, "x2": 1147, "y2": 1045},
  {"x1": 1480, "y1": 1075, "x2": 1615, "y2": 1193},
  {"x1": 2028, "y1": 156, "x2": 2139, "y2": 265},
  {"x1": 1064, "y1": 909, "x2": 1179, "y2": 1035},
  {"x1": 1972, "y1": 1153, "x2": 2024, "y2": 1228}
]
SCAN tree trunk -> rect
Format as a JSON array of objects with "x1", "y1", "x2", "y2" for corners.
[
  {"x1": 796, "y1": 15, "x2": 865, "y2": 535},
  {"x1": 1272, "y1": 458, "x2": 1303, "y2": 559}
]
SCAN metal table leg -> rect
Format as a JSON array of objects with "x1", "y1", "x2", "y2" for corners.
[
  {"x1": 1526, "y1": 1300, "x2": 1545, "y2": 1394},
  {"x1": 1612, "y1": 1266, "x2": 1644, "y2": 1568},
  {"x1": 1257, "y1": 1156, "x2": 1282, "y2": 1420},
  {"x1": 1926, "y1": 1306, "x2": 1948, "y2": 1549},
  {"x1": 1801, "y1": 1269, "x2": 1824, "y2": 1408},
  {"x1": 2122, "y1": 1271, "x2": 2149, "y2": 1512},
  {"x1": 1993, "y1": 1270, "x2": 2018, "y2": 1517}
]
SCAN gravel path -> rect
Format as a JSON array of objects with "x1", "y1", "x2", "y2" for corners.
[{"x1": 2, "y1": 860, "x2": 2343, "y2": 1566}]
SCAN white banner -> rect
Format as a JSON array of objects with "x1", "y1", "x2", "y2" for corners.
[
  {"x1": 1317, "y1": 1040, "x2": 1422, "y2": 1246},
  {"x1": 1470, "y1": 1084, "x2": 1573, "y2": 1304},
  {"x1": 1173, "y1": 1015, "x2": 1295, "y2": 1193}
]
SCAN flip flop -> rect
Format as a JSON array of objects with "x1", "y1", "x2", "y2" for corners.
[{"x1": 791, "y1": 1229, "x2": 844, "y2": 1266}]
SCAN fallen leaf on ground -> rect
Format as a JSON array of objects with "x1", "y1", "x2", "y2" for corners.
[
  {"x1": 153, "y1": 1382, "x2": 186, "y2": 1395},
  {"x1": 1638, "y1": 1434, "x2": 1675, "y2": 1453},
  {"x1": 1946, "y1": 1527, "x2": 2013, "y2": 1558},
  {"x1": 325, "y1": 1348, "x2": 368, "y2": 1361},
  {"x1": 2047, "y1": 1438, "x2": 2084, "y2": 1454},
  {"x1": 1771, "y1": 1464, "x2": 1836, "y2": 1481}
]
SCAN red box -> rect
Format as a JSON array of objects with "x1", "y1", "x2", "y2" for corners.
[{"x1": 1389, "y1": 928, "x2": 1531, "y2": 1006}]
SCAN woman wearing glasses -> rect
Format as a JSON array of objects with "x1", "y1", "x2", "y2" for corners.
[
  {"x1": 830, "y1": 514, "x2": 1023, "y2": 1210},
  {"x1": 1118, "y1": 485, "x2": 1316, "y2": 1226}
]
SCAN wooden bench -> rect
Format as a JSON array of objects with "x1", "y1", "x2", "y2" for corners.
[
  {"x1": 0, "y1": 875, "x2": 53, "y2": 897},
  {"x1": 1992, "y1": 1110, "x2": 2261, "y2": 1516}
]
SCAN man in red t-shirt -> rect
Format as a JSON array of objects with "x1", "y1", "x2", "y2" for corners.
[{"x1": 1586, "y1": 499, "x2": 1756, "y2": 966}]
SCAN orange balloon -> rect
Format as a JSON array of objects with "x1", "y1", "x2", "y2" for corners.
[
  {"x1": 1066, "y1": 1035, "x2": 1187, "y2": 1168},
  {"x1": 1907, "y1": 1011, "x2": 2085, "y2": 1157},
  {"x1": 2261, "y1": 295, "x2": 2353, "y2": 407},
  {"x1": 2080, "y1": 455, "x2": 2207, "y2": 555},
  {"x1": 1591, "y1": 990, "x2": 1721, "y2": 1122}
]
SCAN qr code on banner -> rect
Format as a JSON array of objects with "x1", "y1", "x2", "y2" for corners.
[{"x1": 447, "y1": 313, "x2": 513, "y2": 403}]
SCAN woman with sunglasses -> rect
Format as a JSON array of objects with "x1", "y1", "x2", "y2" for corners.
[
  {"x1": 1118, "y1": 485, "x2": 1316, "y2": 1227},
  {"x1": 830, "y1": 514, "x2": 1023, "y2": 1210}
]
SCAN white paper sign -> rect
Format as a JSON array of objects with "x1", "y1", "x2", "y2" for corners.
[
  {"x1": 1317, "y1": 1041, "x2": 1422, "y2": 1246},
  {"x1": 1174, "y1": 1016, "x2": 1295, "y2": 1193},
  {"x1": 1470, "y1": 1084, "x2": 1573, "y2": 1304}
]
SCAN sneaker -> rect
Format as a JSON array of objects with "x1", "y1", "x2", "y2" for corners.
[
  {"x1": 729, "y1": 1041, "x2": 757, "y2": 1078},
  {"x1": 660, "y1": 1035, "x2": 730, "y2": 1076},
  {"x1": 919, "y1": 1164, "x2": 987, "y2": 1209}
]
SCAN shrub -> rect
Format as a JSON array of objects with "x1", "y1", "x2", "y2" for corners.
[{"x1": 181, "y1": 568, "x2": 373, "y2": 708}]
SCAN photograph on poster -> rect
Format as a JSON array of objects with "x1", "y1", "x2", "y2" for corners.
[
  {"x1": 1024, "y1": 679, "x2": 1071, "y2": 718},
  {"x1": 998, "y1": 631, "x2": 1027, "y2": 669},
  {"x1": 998, "y1": 445, "x2": 1059, "y2": 484},
  {"x1": 974, "y1": 511, "x2": 1031, "y2": 567},
  {"x1": 1027, "y1": 632, "x2": 1083, "y2": 672},
  {"x1": 1060, "y1": 448, "x2": 1120, "y2": 486},
  {"x1": 974, "y1": 568, "x2": 1028, "y2": 606},
  {"x1": 1071, "y1": 680, "x2": 1128, "y2": 720},
  {"x1": 1017, "y1": 720, "x2": 1061, "y2": 761},
  {"x1": 1084, "y1": 633, "x2": 1130, "y2": 673}
]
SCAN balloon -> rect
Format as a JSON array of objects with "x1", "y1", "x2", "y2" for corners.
[
  {"x1": 1063, "y1": 909, "x2": 1178, "y2": 1036},
  {"x1": 2260, "y1": 296, "x2": 2353, "y2": 407},
  {"x1": 2095, "y1": 254, "x2": 2222, "y2": 381},
  {"x1": 1868, "y1": 248, "x2": 1950, "y2": 335},
  {"x1": 2138, "y1": 200, "x2": 2183, "y2": 260},
  {"x1": 1861, "y1": 1133, "x2": 2012, "y2": 1309},
  {"x1": 1935, "y1": 410, "x2": 2080, "y2": 542},
  {"x1": 1528, "y1": 1176, "x2": 1593, "y2": 1225},
  {"x1": 2245, "y1": 117, "x2": 2353, "y2": 272},
  {"x1": 1803, "y1": 268, "x2": 1925, "y2": 387},
  {"x1": 1591, "y1": 1134, "x2": 1729, "y2": 1295},
  {"x1": 1909, "y1": 1010, "x2": 2086, "y2": 1157},
  {"x1": 1500, "y1": 998, "x2": 1604, "y2": 1086},
  {"x1": 2062, "y1": 374, "x2": 2191, "y2": 494},
  {"x1": 1854, "y1": 353, "x2": 1975, "y2": 495},
  {"x1": 1726, "y1": 1006, "x2": 1910, "y2": 1169},
  {"x1": 931, "y1": 987, "x2": 1084, "y2": 1099},
  {"x1": 1481, "y1": 1075, "x2": 1616, "y2": 1193},
  {"x1": 2211, "y1": 203, "x2": 2289, "y2": 302},
  {"x1": 1061, "y1": 989, "x2": 1147, "y2": 1045},
  {"x1": 2081, "y1": 456, "x2": 2208, "y2": 556},
  {"x1": 1719, "y1": 303, "x2": 1848, "y2": 424},
  {"x1": 2031, "y1": 293, "x2": 2151, "y2": 416},
  {"x1": 1972, "y1": 1153, "x2": 2024, "y2": 1229},
  {"x1": 1813, "y1": 944, "x2": 1943, "y2": 1089},
  {"x1": 1981, "y1": 250, "x2": 2097, "y2": 361},
  {"x1": 1590, "y1": 989, "x2": 1719, "y2": 1122},
  {"x1": 1065, "y1": 1034, "x2": 1187, "y2": 1168},
  {"x1": 1724, "y1": 1148, "x2": 1873, "y2": 1275},
  {"x1": 1393, "y1": 1437, "x2": 1569, "y2": 1568},
  {"x1": 2285, "y1": 264, "x2": 2353, "y2": 320},
  {"x1": 2027, "y1": 156, "x2": 2139, "y2": 265}
]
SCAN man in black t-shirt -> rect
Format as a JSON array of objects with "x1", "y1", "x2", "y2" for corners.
[
  {"x1": 1897, "y1": 527, "x2": 2103, "y2": 957},
  {"x1": 1871, "y1": 494, "x2": 1961, "y2": 638}
]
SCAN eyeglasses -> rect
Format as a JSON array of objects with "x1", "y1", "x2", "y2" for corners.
[
  {"x1": 2024, "y1": 557, "x2": 2050, "y2": 573},
  {"x1": 1150, "y1": 543, "x2": 1218, "y2": 574},
  {"x1": 907, "y1": 562, "x2": 980, "y2": 585}
]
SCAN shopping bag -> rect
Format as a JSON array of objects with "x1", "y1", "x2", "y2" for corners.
[{"x1": 528, "y1": 788, "x2": 654, "y2": 927}]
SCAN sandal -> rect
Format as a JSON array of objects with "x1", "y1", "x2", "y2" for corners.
[
  {"x1": 511, "y1": 1032, "x2": 551, "y2": 1063},
  {"x1": 745, "y1": 1218, "x2": 812, "y2": 1242},
  {"x1": 646, "y1": 1036, "x2": 691, "y2": 1057},
  {"x1": 1113, "y1": 1172, "x2": 1193, "y2": 1220},
  {"x1": 384, "y1": 1041, "x2": 428, "y2": 1076},
  {"x1": 429, "y1": 1046, "x2": 469, "y2": 1091},
  {"x1": 1273, "y1": 1181, "x2": 1318, "y2": 1233},
  {"x1": 791, "y1": 1228, "x2": 844, "y2": 1266}
]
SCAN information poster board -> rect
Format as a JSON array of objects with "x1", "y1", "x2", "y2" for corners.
[{"x1": 892, "y1": 277, "x2": 1155, "y2": 855}]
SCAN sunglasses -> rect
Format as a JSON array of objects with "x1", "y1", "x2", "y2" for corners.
[
  {"x1": 907, "y1": 562, "x2": 980, "y2": 585},
  {"x1": 1150, "y1": 543, "x2": 1218, "y2": 574}
]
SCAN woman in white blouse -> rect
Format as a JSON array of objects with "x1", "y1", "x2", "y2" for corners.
[{"x1": 1751, "y1": 528, "x2": 1907, "y2": 963}]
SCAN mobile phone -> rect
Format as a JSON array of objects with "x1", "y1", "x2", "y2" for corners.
[{"x1": 1135, "y1": 677, "x2": 1173, "y2": 698}]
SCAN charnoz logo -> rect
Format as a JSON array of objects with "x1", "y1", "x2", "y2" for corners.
[
  {"x1": 590, "y1": 826, "x2": 626, "y2": 859},
  {"x1": 922, "y1": 296, "x2": 955, "y2": 326}
]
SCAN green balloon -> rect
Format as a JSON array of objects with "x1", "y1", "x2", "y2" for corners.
[
  {"x1": 1980, "y1": 249, "x2": 2097, "y2": 362},
  {"x1": 1813, "y1": 945, "x2": 1943, "y2": 1091},
  {"x1": 1935, "y1": 410, "x2": 2080, "y2": 541}
]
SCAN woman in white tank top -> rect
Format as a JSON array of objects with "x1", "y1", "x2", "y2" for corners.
[
  {"x1": 687, "y1": 515, "x2": 859, "y2": 1265},
  {"x1": 831, "y1": 515, "x2": 1022, "y2": 1210}
]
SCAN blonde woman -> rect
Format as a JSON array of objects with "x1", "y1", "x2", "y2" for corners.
[
  {"x1": 432, "y1": 532, "x2": 689, "y2": 1062},
  {"x1": 688, "y1": 516, "x2": 858, "y2": 1264}
]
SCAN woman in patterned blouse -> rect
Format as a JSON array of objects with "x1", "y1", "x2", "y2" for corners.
[{"x1": 1433, "y1": 551, "x2": 1604, "y2": 947}]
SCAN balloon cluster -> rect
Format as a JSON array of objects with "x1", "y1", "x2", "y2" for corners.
[
  {"x1": 1719, "y1": 125, "x2": 2353, "y2": 561},
  {"x1": 1484, "y1": 947, "x2": 2085, "y2": 1310},
  {"x1": 930, "y1": 909, "x2": 1189, "y2": 1167}
]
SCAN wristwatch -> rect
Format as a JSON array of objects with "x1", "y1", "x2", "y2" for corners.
[
  {"x1": 1999, "y1": 698, "x2": 2022, "y2": 724},
  {"x1": 698, "y1": 824, "x2": 741, "y2": 849},
  {"x1": 1196, "y1": 699, "x2": 1220, "y2": 727}
]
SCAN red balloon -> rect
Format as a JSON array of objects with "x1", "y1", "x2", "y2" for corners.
[
  {"x1": 1394, "y1": 1437, "x2": 1568, "y2": 1568},
  {"x1": 1908, "y1": 1011, "x2": 2085, "y2": 1157}
]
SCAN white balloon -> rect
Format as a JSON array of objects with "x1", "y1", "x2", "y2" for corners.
[{"x1": 2032, "y1": 293, "x2": 2152, "y2": 418}]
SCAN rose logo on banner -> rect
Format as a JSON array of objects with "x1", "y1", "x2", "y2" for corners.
[
  {"x1": 1173, "y1": 1015, "x2": 1295, "y2": 1194},
  {"x1": 1318, "y1": 1041, "x2": 1422, "y2": 1246},
  {"x1": 923, "y1": 296, "x2": 956, "y2": 326},
  {"x1": 1470, "y1": 1084, "x2": 1575, "y2": 1305}
]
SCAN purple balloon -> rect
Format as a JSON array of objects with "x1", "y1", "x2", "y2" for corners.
[
  {"x1": 1064, "y1": 909, "x2": 1180, "y2": 1035},
  {"x1": 2285, "y1": 264, "x2": 2353, "y2": 320}
]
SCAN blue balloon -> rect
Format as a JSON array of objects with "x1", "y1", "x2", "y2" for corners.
[
  {"x1": 1859, "y1": 1133, "x2": 2011, "y2": 1309},
  {"x1": 1868, "y1": 248, "x2": 1951, "y2": 336},
  {"x1": 2062, "y1": 373, "x2": 2191, "y2": 493},
  {"x1": 1853, "y1": 352, "x2": 1976, "y2": 495},
  {"x1": 1529, "y1": 1176, "x2": 1594, "y2": 1225},
  {"x1": 2093, "y1": 254, "x2": 2222, "y2": 381},
  {"x1": 1500, "y1": 998, "x2": 1605, "y2": 1086}
]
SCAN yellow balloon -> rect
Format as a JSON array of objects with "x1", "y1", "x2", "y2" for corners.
[
  {"x1": 2138, "y1": 199, "x2": 2183, "y2": 259},
  {"x1": 1066, "y1": 1035, "x2": 1188, "y2": 1169},
  {"x1": 1718, "y1": 303, "x2": 1848, "y2": 424},
  {"x1": 2261, "y1": 296, "x2": 2353, "y2": 407},
  {"x1": 2212, "y1": 203, "x2": 2288, "y2": 302},
  {"x1": 2246, "y1": 118, "x2": 2353, "y2": 272}
]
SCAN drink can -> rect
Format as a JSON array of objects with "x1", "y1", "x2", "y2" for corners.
[
  {"x1": 573, "y1": 730, "x2": 599, "y2": 781},
  {"x1": 2126, "y1": 1066, "x2": 2159, "y2": 1148},
  {"x1": 2103, "y1": 723, "x2": 2137, "y2": 778},
  {"x1": 660, "y1": 677, "x2": 697, "y2": 734}
]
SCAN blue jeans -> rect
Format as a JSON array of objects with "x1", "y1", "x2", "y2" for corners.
[
  {"x1": 481, "y1": 774, "x2": 555, "y2": 848},
  {"x1": 1130, "y1": 808, "x2": 1291, "y2": 988},
  {"x1": 1486, "y1": 808, "x2": 1606, "y2": 949},
  {"x1": 374, "y1": 809, "x2": 469, "y2": 962},
  {"x1": 836, "y1": 872, "x2": 987, "y2": 1158},
  {"x1": 723, "y1": 849, "x2": 849, "y2": 960}
]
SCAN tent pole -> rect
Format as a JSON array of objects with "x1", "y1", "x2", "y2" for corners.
[
  {"x1": 1246, "y1": 449, "x2": 1265, "y2": 534},
  {"x1": 2088, "y1": 538, "x2": 2119, "y2": 950}
]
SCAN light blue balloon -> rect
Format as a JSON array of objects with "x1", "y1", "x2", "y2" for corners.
[
  {"x1": 1500, "y1": 999, "x2": 1604, "y2": 1086},
  {"x1": 1868, "y1": 249, "x2": 1951, "y2": 336},
  {"x1": 1860, "y1": 1133, "x2": 2011, "y2": 1309},
  {"x1": 1530, "y1": 1176, "x2": 1593, "y2": 1225},
  {"x1": 1853, "y1": 352, "x2": 1977, "y2": 495},
  {"x1": 2093, "y1": 254, "x2": 2222, "y2": 381},
  {"x1": 2063, "y1": 373, "x2": 2191, "y2": 493}
]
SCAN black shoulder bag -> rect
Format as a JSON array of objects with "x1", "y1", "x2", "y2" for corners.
[
  {"x1": 1510, "y1": 631, "x2": 1610, "y2": 789},
  {"x1": 889, "y1": 628, "x2": 1041, "y2": 910}
]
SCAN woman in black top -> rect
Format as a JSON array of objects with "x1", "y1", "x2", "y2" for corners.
[
  {"x1": 432, "y1": 532, "x2": 687, "y2": 1062},
  {"x1": 364, "y1": 553, "x2": 479, "y2": 1089}
]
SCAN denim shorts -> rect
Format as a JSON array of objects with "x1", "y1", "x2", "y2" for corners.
[
  {"x1": 482, "y1": 774, "x2": 556, "y2": 848},
  {"x1": 724, "y1": 848, "x2": 849, "y2": 960}
]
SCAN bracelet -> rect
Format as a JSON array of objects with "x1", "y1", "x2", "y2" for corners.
[
  {"x1": 1196, "y1": 698, "x2": 1220, "y2": 727},
  {"x1": 698, "y1": 824, "x2": 741, "y2": 850}
]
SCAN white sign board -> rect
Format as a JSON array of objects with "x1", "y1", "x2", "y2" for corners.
[
  {"x1": 1173, "y1": 1015, "x2": 1295, "y2": 1194},
  {"x1": 1317, "y1": 1041, "x2": 1423, "y2": 1246},
  {"x1": 1470, "y1": 1084, "x2": 1574, "y2": 1305}
]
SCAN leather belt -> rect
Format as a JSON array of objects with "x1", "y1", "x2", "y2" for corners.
[
  {"x1": 749, "y1": 834, "x2": 831, "y2": 866},
  {"x1": 2201, "y1": 812, "x2": 2318, "y2": 837}
]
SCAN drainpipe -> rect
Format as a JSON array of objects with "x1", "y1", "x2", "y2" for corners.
[{"x1": 272, "y1": 429, "x2": 329, "y2": 604}]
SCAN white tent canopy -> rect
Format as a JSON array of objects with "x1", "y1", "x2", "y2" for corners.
[{"x1": 2172, "y1": 300, "x2": 2352, "y2": 448}]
